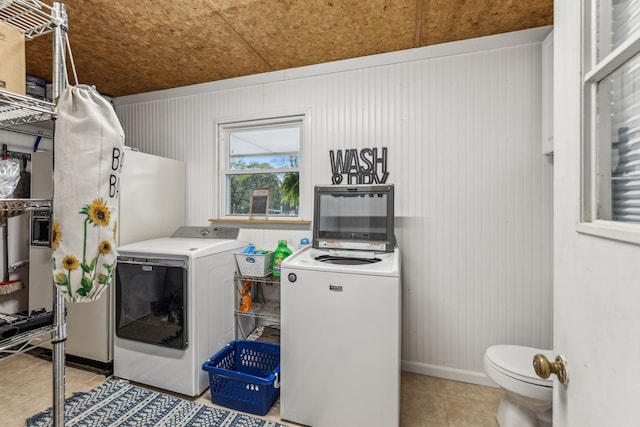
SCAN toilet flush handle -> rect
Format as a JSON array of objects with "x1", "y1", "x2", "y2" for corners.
[{"x1": 533, "y1": 353, "x2": 569, "y2": 387}]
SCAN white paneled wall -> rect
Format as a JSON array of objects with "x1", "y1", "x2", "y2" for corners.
[{"x1": 116, "y1": 28, "x2": 553, "y2": 385}]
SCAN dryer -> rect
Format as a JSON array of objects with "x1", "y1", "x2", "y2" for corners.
[
  {"x1": 114, "y1": 226, "x2": 246, "y2": 396},
  {"x1": 280, "y1": 245, "x2": 401, "y2": 427}
]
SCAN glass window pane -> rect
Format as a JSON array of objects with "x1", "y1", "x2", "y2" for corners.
[
  {"x1": 226, "y1": 172, "x2": 299, "y2": 216},
  {"x1": 597, "y1": 51, "x2": 640, "y2": 222},
  {"x1": 229, "y1": 126, "x2": 300, "y2": 170},
  {"x1": 221, "y1": 116, "x2": 302, "y2": 218},
  {"x1": 230, "y1": 155, "x2": 299, "y2": 171},
  {"x1": 598, "y1": 0, "x2": 640, "y2": 61}
]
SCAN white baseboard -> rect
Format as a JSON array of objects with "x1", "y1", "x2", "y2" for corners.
[{"x1": 401, "y1": 360, "x2": 499, "y2": 388}]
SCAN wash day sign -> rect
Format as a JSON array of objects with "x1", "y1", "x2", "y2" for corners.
[{"x1": 329, "y1": 147, "x2": 389, "y2": 184}]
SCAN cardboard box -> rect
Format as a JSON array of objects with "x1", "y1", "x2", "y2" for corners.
[{"x1": 0, "y1": 21, "x2": 26, "y2": 95}]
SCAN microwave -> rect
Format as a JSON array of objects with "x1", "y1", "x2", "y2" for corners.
[{"x1": 312, "y1": 184, "x2": 395, "y2": 252}]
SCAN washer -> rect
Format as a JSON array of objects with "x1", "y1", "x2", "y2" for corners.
[
  {"x1": 114, "y1": 226, "x2": 246, "y2": 396},
  {"x1": 280, "y1": 245, "x2": 401, "y2": 427}
]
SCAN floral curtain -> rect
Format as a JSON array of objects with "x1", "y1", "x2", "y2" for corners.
[{"x1": 52, "y1": 86, "x2": 124, "y2": 302}]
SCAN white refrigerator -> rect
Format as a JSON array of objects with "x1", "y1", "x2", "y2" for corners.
[{"x1": 28, "y1": 148, "x2": 186, "y2": 370}]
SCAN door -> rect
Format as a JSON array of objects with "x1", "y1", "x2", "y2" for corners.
[
  {"x1": 553, "y1": 2, "x2": 640, "y2": 425},
  {"x1": 115, "y1": 258, "x2": 188, "y2": 349}
]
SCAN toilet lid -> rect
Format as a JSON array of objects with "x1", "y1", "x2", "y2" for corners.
[{"x1": 486, "y1": 345, "x2": 554, "y2": 387}]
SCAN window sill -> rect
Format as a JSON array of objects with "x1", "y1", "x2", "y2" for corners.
[
  {"x1": 576, "y1": 220, "x2": 640, "y2": 246},
  {"x1": 209, "y1": 218, "x2": 311, "y2": 230}
]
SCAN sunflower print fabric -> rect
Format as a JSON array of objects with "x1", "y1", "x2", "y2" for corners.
[{"x1": 52, "y1": 86, "x2": 124, "y2": 302}]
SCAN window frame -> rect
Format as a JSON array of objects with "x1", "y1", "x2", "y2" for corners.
[
  {"x1": 216, "y1": 112, "x2": 309, "y2": 222},
  {"x1": 579, "y1": 0, "x2": 640, "y2": 245}
]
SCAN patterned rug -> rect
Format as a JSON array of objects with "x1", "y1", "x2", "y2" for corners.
[{"x1": 26, "y1": 378, "x2": 286, "y2": 427}]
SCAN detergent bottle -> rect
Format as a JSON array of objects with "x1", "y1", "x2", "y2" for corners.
[
  {"x1": 239, "y1": 281, "x2": 253, "y2": 312},
  {"x1": 272, "y1": 240, "x2": 292, "y2": 277}
]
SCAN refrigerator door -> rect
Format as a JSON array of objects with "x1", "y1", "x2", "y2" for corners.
[
  {"x1": 118, "y1": 149, "x2": 186, "y2": 246},
  {"x1": 28, "y1": 151, "x2": 53, "y2": 313}
]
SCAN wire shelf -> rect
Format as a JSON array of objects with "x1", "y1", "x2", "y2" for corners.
[
  {"x1": 0, "y1": 90, "x2": 56, "y2": 127},
  {"x1": 0, "y1": 198, "x2": 53, "y2": 219},
  {"x1": 235, "y1": 302, "x2": 281, "y2": 322},
  {"x1": 0, "y1": 1, "x2": 66, "y2": 425},
  {"x1": 0, "y1": 325, "x2": 55, "y2": 357},
  {"x1": 0, "y1": 0, "x2": 58, "y2": 39}
]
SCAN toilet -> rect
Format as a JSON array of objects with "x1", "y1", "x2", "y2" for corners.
[{"x1": 483, "y1": 345, "x2": 554, "y2": 427}]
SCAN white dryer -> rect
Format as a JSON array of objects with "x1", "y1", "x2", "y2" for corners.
[
  {"x1": 280, "y1": 246, "x2": 401, "y2": 427},
  {"x1": 114, "y1": 226, "x2": 246, "y2": 396}
]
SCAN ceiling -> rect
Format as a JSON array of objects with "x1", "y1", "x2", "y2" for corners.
[{"x1": 24, "y1": 0, "x2": 553, "y2": 98}]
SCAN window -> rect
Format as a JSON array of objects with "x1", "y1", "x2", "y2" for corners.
[
  {"x1": 581, "y1": 0, "x2": 640, "y2": 242},
  {"x1": 218, "y1": 115, "x2": 305, "y2": 219}
]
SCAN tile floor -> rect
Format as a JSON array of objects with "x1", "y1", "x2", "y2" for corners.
[{"x1": 0, "y1": 352, "x2": 503, "y2": 427}]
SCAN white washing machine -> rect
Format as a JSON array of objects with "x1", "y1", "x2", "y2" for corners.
[
  {"x1": 280, "y1": 245, "x2": 401, "y2": 427},
  {"x1": 113, "y1": 226, "x2": 246, "y2": 396}
]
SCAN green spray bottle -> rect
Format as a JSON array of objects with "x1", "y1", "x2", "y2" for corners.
[{"x1": 272, "y1": 240, "x2": 292, "y2": 277}]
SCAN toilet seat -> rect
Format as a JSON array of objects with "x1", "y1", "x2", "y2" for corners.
[
  {"x1": 486, "y1": 345, "x2": 554, "y2": 388},
  {"x1": 484, "y1": 345, "x2": 554, "y2": 403}
]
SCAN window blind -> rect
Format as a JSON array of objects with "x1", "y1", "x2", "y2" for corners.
[{"x1": 610, "y1": 0, "x2": 640, "y2": 222}]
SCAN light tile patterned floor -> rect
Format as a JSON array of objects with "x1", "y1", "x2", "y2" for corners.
[{"x1": 0, "y1": 352, "x2": 503, "y2": 427}]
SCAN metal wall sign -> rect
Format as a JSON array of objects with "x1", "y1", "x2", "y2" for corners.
[{"x1": 329, "y1": 147, "x2": 389, "y2": 185}]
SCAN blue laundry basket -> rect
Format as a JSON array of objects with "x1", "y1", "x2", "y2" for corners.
[{"x1": 202, "y1": 340, "x2": 280, "y2": 416}]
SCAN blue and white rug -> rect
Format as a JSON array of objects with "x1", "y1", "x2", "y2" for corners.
[{"x1": 26, "y1": 378, "x2": 286, "y2": 426}]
